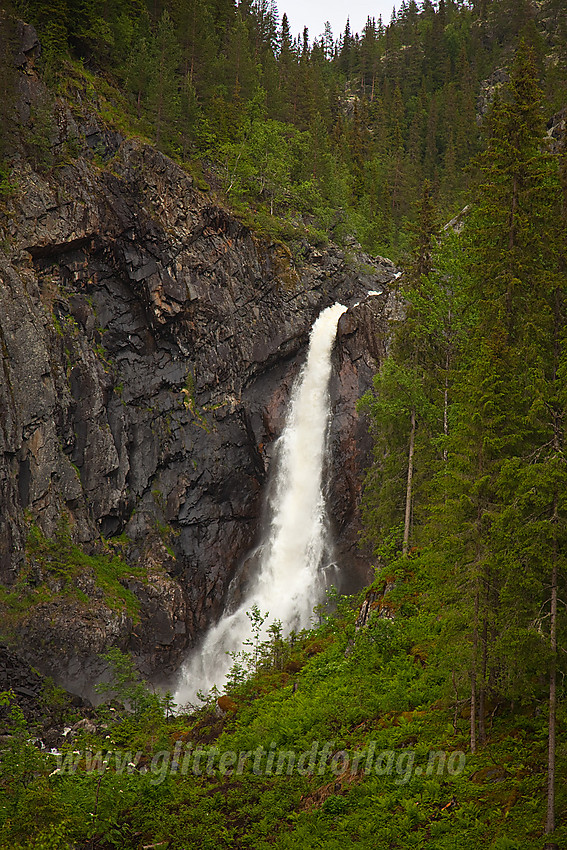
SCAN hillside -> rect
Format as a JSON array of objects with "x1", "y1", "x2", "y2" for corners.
[
  {"x1": 0, "y1": 0, "x2": 566, "y2": 847},
  {"x1": 0, "y1": 575, "x2": 564, "y2": 848},
  {"x1": 1, "y1": 0, "x2": 564, "y2": 257}
]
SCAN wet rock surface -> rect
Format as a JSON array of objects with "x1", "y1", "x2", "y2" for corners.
[
  {"x1": 0, "y1": 644, "x2": 45, "y2": 721},
  {"x1": 0, "y1": 643, "x2": 97, "y2": 754},
  {"x1": 329, "y1": 294, "x2": 396, "y2": 590},
  {"x1": 0, "y1": 38, "x2": 399, "y2": 693}
]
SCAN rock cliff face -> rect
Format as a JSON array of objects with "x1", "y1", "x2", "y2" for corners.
[
  {"x1": 0, "y1": 30, "x2": 398, "y2": 694},
  {"x1": 328, "y1": 296, "x2": 397, "y2": 589}
]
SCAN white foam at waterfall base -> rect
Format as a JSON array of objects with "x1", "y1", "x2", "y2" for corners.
[{"x1": 174, "y1": 303, "x2": 347, "y2": 706}]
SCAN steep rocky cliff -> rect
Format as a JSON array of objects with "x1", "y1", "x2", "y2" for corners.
[{"x1": 0, "y1": 26, "x2": 398, "y2": 695}]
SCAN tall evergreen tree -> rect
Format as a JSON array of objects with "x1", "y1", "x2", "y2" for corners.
[
  {"x1": 0, "y1": 5, "x2": 18, "y2": 186},
  {"x1": 426, "y1": 44, "x2": 566, "y2": 799},
  {"x1": 148, "y1": 10, "x2": 181, "y2": 148}
]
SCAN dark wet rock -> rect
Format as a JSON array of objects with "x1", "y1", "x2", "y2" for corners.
[
  {"x1": 0, "y1": 642, "x2": 90, "y2": 734},
  {"x1": 471, "y1": 765, "x2": 510, "y2": 784},
  {"x1": 328, "y1": 296, "x2": 392, "y2": 589},
  {"x1": 14, "y1": 21, "x2": 40, "y2": 69},
  {"x1": 0, "y1": 644, "x2": 44, "y2": 723}
]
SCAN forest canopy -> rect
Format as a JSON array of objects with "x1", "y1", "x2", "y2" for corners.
[{"x1": 6, "y1": 0, "x2": 567, "y2": 256}]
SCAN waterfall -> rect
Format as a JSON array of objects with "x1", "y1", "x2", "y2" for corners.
[{"x1": 174, "y1": 303, "x2": 347, "y2": 705}]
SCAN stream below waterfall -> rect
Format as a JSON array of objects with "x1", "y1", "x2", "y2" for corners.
[{"x1": 174, "y1": 303, "x2": 347, "y2": 705}]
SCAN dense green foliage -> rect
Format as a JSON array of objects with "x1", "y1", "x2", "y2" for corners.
[
  {"x1": 4, "y1": 0, "x2": 565, "y2": 257},
  {"x1": 360, "y1": 37, "x2": 566, "y2": 843},
  {"x1": 0, "y1": 581, "x2": 565, "y2": 848}
]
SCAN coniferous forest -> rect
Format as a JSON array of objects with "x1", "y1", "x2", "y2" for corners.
[
  {"x1": 1, "y1": 0, "x2": 564, "y2": 255},
  {"x1": 0, "y1": 1, "x2": 566, "y2": 848}
]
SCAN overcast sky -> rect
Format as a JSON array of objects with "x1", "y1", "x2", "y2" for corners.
[{"x1": 279, "y1": 1, "x2": 398, "y2": 43}]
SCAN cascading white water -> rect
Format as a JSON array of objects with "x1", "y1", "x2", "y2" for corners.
[{"x1": 174, "y1": 303, "x2": 347, "y2": 705}]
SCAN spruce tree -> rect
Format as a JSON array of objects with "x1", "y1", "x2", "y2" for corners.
[
  {"x1": 148, "y1": 10, "x2": 181, "y2": 148},
  {"x1": 426, "y1": 42, "x2": 566, "y2": 795}
]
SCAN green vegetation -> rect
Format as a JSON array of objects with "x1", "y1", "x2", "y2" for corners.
[
  {"x1": 0, "y1": 579, "x2": 564, "y2": 848},
  {"x1": 27, "y1": 517, "x2": 145, "y2": 617},
  {"x1": 5, "y1": 0, "x2": 565, "y2": 260},
  {"x1": 0, "y1": 517, "x2": 145, "y2": 639},
  {"x1": 181, "y1": 368, "x2": 212, "y2": 431},
  {"x1": 360, "y1": 38, "x2": 566, "y2": 845},
  {"x1": 95, "y1": 648, "x2": 174, "y2": 720}
]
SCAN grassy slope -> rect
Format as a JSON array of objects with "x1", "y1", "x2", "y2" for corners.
[{"x1": 1, "y1": 573, "x2": 564, "y2": 849}]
